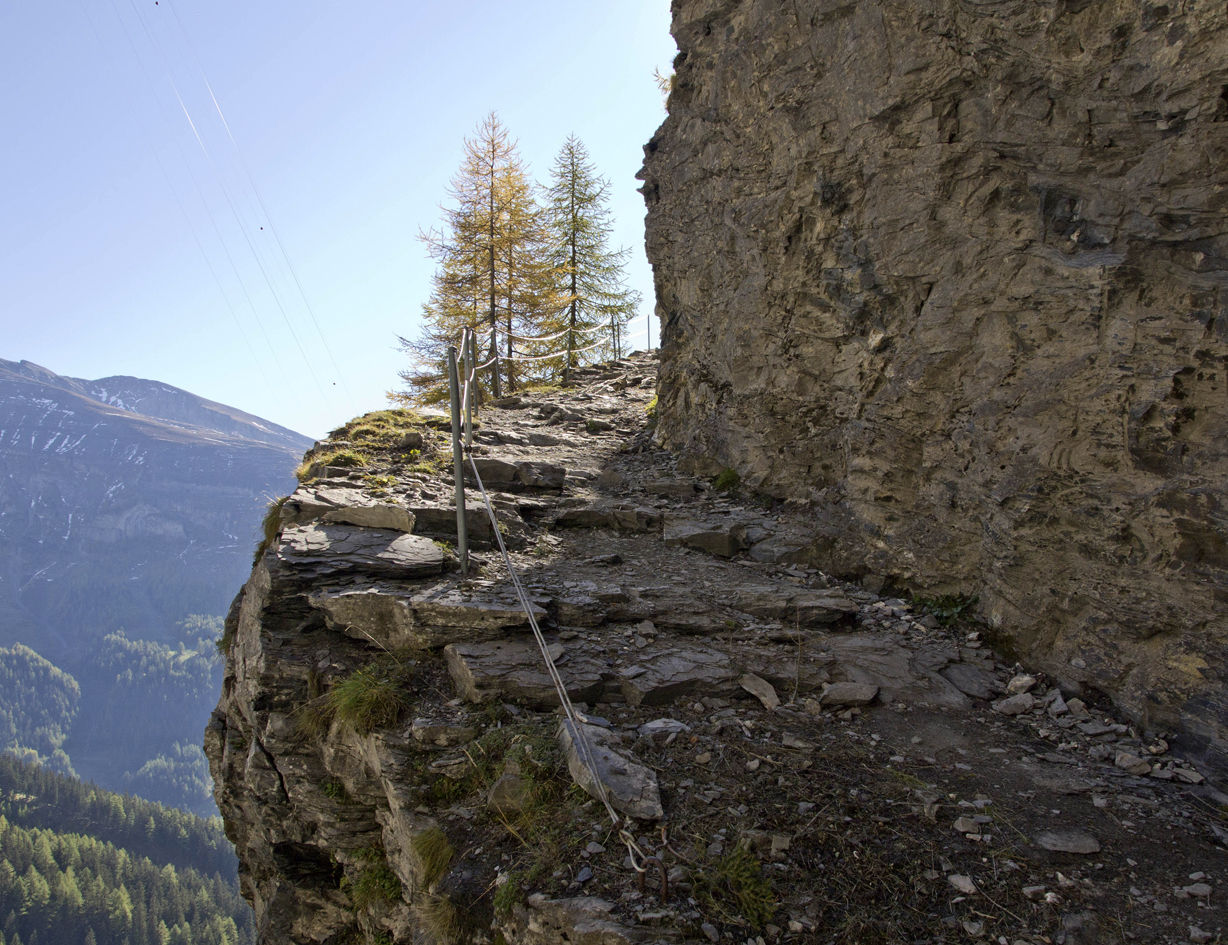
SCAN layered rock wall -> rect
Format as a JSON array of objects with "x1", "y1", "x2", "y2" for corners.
[{"x1": 640, "y1": 0, "x2": 1228, "y2": 763}]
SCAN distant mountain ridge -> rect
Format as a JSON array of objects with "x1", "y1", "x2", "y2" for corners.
[{"x1": 0, "y1": 356, "x2": 311, "y2": 808}]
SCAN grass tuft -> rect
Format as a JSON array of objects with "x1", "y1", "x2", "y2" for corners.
[
  {"x1": 414, "y1": 894, "x2": 460, "y2": 943},
  {"x1": 327, "y1": 668, "x2": 405, "y2": 736},
  {"x1": 345, "y1": 845, "x2": 402, "y2": 909},
  {"x1": 645, "y1": 394, "x2": 658, "y2": 429},
  {"x1": 295, "y1": 449, "x2": 367, "y2": 482},
  {"x1": 410, "y1": 826, "x2": 455, "y2": 890},
  {"x1": 912, "y1": 593, "x2": 979, "y2": 627},
  {"x1": 252, "y1": 495, "x2": 289, "y2": 565}
]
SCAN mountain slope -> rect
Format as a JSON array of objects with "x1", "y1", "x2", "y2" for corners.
[{"x1": 0, "y1": 358, "x2": 312, "y2": 806}]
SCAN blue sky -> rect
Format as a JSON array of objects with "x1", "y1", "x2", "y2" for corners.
[{"x1": 0, "y1": 1, "x2": 675, "y2": 438}]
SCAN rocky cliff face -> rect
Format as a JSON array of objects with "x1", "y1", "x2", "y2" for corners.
[{"x1": 640, "y1": 0, "x2": 1228, "y2": 767}]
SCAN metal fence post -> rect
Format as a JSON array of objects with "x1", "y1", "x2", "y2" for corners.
[
  {"x1": 447, "y1": 346, "x2": 469, "y2": 575},
  {"x1": 464, "y1": 330, "x2": 475, "y2": 448}
]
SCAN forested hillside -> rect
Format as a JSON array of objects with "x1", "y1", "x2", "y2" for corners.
[
  {"x1": 0, "y1": 755, "x2": 251, "y2": 945},
  {"x1": 1, "y1": 617, "x2": 225, "y2": 816}
]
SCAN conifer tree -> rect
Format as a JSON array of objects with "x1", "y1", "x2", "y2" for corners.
[
  {"x1": 397, "y1": 113, "x2": 552, "y2": 402},
  {"x1": 543, "y1": 135, "x2": 641, "y2": 379}
]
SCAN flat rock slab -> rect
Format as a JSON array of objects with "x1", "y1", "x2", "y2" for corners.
[
  {"x1": 820, "y1": 682, "x2": 879, "y2": 707},
  {"x1": 1034, "y1": 830, "x2": 1101, "y2": 854},
  {"x1": 283, "y1": 484, "x2": 416, "y2": 532},
  {"x1": 309, "y1": 582, "x2": 544, "y2": 650},
  {"x1": 663, "y1": 514, "x2": 749, "y2": 557},
  {"x1": 445, "y1": 640, "x2": 607, "y2": 706},
  {"x1": 559, "y1": 720, "x2": 663, "y2": 820},
  {"x1": 821, "y1": 636, "x2": 970, "y2": 710},
  {"x1": 619, "y1": 648, "x2": 737, "y2": 706},
  {"x1": 940, "y1": 664, "x2": 1001, "y2": 700},
  {"x1": 278, "y1": 524, "x2": 443, "y2": 578},
  {"x1": 734, "y1": 585, "x2": 858, "y2": 626},
  {"x1": 470, "y1": 457, "x2": 567, "y2": 491}
]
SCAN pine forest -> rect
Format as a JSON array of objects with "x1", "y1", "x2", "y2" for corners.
[{"x1": 0, "y1": 755, "x2": 252, "y2": 945}]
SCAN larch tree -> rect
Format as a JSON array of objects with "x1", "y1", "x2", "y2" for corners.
[
  {"x1": 543, "y1": 135, "x2": 642, "y2": 380},
  {"x1": 395, "y1": 113, "x2": 550, "y2": 403}
]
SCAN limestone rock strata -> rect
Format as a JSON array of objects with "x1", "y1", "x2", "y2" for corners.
[{"x1": 641, "y1": 0, "x2": 1228, "y2": 766}]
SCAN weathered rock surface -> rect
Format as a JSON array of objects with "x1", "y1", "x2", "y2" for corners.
[
  {"x1": 641, "y1": 0, "x2": 1228, "y2": 765},
  {"x1": 278, "y1": 523, "x2": 444, "y2": 579}
]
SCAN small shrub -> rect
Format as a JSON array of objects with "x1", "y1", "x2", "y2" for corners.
[
  {"x1": 410, "y1": 826, "x2": 455, "y2": 889},
  {"x1": 645, "y1": 394, "x2": 658, "y2": 429},
  {"x1": 694, "y1": 845, "x2": 777, "y2": 930},
  {"x1": 327, "y1": 668, "x2": 405, "y2": 736},
  {"x1": 712, "y1": 466, "x2": 741, "y2": 493},
  {"x1": 492, "y1": 873, "x2": 523, "y2": 918},
  {"x1": 252, "y1": 495, "x2": 289, "y2": 565},
  {"x1": 912, "y1": 593, "x2": 979, "y2": 627}
]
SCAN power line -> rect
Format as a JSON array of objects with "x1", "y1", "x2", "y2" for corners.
[
  {"x1": 125, "y1": 0, "x2": 333, "y2": 407},
  {"x1": 165, "y1": 0, "x2": 357, "y2": 413},
  {"x1": 97, "y1": 0, "x2": 294, "y2": 389}
]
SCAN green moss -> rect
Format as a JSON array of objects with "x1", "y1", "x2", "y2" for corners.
[
  {"x1": 712, "y1": 466, "x2": 741, "y2": 492},
  {"x1": 645, "y1": 394, "x2": 658, "y2": 429},
  {"x1": 321, "y1": 778, "x2": 351, "y2": 804}
]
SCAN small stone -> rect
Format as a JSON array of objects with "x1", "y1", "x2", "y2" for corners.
[
  {"x1": 993, "y1": 693, "x2": 1034, "y2": 715},
  {"x1": 1189, "y1": 872, "x2": 1207, "y2": 881},
  {"x1": 1115, "y1": 751, "x2": 1153, "y2": 776},
  {"x1": 1174, "y1": 767, "x2": 1206, "y2": 784},
  {"x1": 1035, "y1": 830, "x2": 1100, "y2": 854},
  {"x1": 770, "y1": 834, "x2": 791, "y2": 855},
  {"x1": 740, "y1": 673, "x2": 781, "y2": 710},
  {"x1": 1182, "y1": 883, "x2": 1212, "y2": 898},
  {"x1": 1022, "y1": 885, "x2": 1047, "y2": 900},
  {"x1": 948, "y1": 874, "x2": 977, "y2": 895},
  {"x1": 695, "y1": 752, "x2": 712, "y2": 765},
  {"x1": 953, "y1": 816, "x2": 980, "y2": 834},
  {"x1": 706, "y1": 841, "x2": 724, "y2": 857},
  {"x1": 575, "y1": 866, "x2": 593, "y2": 883},
  {"x1": 747, "y1": 758, "x2": 761, "y2": 771},
  {"x1": 1065, "y1": 697, "x2": 1090, "y2": 718},
  {"x1": 787, "y1": 921, "x2": 803, "y2": 933},
  {"x1": 1006, "y1": 674, "x2": 1038, "y2": 695},
  {"x1": 1189, "y1": 927, "x2": 1213, "y2": 944},
  {"x1": 782, "y1": 732, "x2": 815, "y2": 750},
  {"x1": 798, "y1": 801, "x2": 816, "y2": 814},
  {"x1": 962, "y1": 919, "x2": 984, "y2": 938},
  {"x1": 922, "y1": 869, "x2": 940, "y2": 881},
  {"x1": 585, "y1": 842, "x2": 606, "y2": 855}
]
